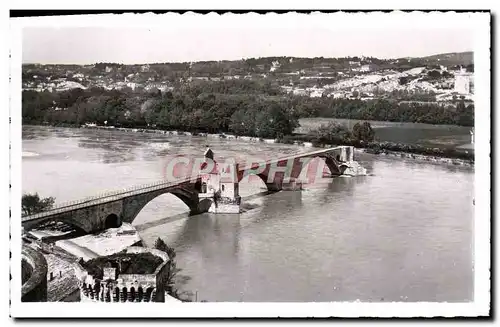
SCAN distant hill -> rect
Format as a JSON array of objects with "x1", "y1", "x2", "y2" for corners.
[{"x1": 417, "y1": 51, "x2": 474, "y2": 66}]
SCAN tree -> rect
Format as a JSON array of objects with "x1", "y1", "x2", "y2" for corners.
[
  {"x1": 352, "y1": 122, "x2": 375, "y2": 142},
  {"x1": 312, "y1": 122, "x2": 353, "y2": 145},
  {"x1": 398, "y1": 76, "x2": 410, "y2": 85},
  {"x1": 22, "y1": 193, "x2": 55, "y2": 216},
  {"x1": 154, "y1": 237, "x2": 192, "y2": 301}
]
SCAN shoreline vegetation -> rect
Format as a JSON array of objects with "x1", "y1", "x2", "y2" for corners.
[
  {"x1": 21, "y1": 78, "x2": 474, "y2": 167},
  {"x1": 23, "y1": 122, "x2": 474, "y2": 167}
]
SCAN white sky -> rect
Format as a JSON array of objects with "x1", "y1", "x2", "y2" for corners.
[{"x1": 19, "y1": 13, "x2": 475, "y2": 64}]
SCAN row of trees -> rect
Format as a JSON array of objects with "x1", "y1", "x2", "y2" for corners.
[
  {"x1": 22, "y1": 80, "x2": 474, "y2": 137},
  {"x1": 291, "y1": 97, "x2": 474, "y2": 127},
  {"x1": 22, "y1": 81, "x2": 299, "y2": 138},
  {"x1": 303, "y1": 121, "x2": 375, "y2": 146}
]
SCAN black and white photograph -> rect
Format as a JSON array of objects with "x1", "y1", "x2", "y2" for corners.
[{"x1": 8, "y1": 9, "x2": 491, "y2": 318}]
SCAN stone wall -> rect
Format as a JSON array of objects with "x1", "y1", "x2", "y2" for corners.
[
  {"x1": 74, "y1": 247, "x2": 171, "y2": 303},
  {"x1": 21, "y1": 245, "x2": 48, "y2": 302}
]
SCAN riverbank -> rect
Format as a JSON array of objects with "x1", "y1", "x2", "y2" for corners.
[
  {"x1": 23, "y1": 123, "x2": 474, "y2": 166},
  {"x1": 359, "y1": 148, "x2": 473, "y2": 167}
]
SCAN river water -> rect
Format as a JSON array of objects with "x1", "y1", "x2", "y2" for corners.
[{"x1": 22, "y1": 126, "x2": 474, "y2": 302}]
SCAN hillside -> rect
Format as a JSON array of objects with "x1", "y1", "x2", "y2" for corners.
[
  {"x1": 21, "y1": 51, "x2": 475, "y2": 134},
  {"x1": 418, "y1": 51, "x2": 474, "y2": 66},
  {"x1": 22, "y1": 51, "x2": 474, "y2": 104}
]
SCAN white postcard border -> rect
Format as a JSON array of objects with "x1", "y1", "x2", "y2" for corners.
[{"x1": 9, "y1": 11, "x2": 491, "y2": 318}]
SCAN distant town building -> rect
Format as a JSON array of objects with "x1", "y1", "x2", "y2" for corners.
[
  {"x1": 307, "y1": 87, "x2": 324, "y2": 98},
  {"x1": 270, "y1": 60, "x2": 281, "y2": 72},
  {"x1": 145, "y1": 83, "x2": 172, "y2": 92},
  {"x1": 454, "y1": 67, "x2": 471, "y2": 95},
  {"x1": 352, "y1": 64, "x2": 377, "y2": 73},
  {"x1": 292, "y1": 88, "x2": 308, "y2": 96}
]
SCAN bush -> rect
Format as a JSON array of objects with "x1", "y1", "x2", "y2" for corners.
[
  {"x1": 311, "y1": 122, "x2": 353, "y2": 145},
  {"x1": 276, "y1": 134, "x2": 296, "y2": 144},
  {"x1": 352, "y1": 122, "x2": 375, "y2": 142}
]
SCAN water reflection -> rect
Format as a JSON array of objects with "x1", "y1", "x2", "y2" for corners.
[
  {"x1": 22, "y1": 126, "x2": 53, "y2": 140},
  {"x1": 159, "y1": 213, "x2": 243, "y2": 270}
]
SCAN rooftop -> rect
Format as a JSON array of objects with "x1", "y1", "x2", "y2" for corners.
[{"x1": 55, "y1": 223, "x2": 142, "y2": 260}]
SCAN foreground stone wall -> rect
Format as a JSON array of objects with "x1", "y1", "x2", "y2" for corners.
[
  {"x1": 74, "y1": 247, "x2": 171, "y2": 303},
  {"x1": 21, "y1": 245, "x2": 48, "y2": 302}
]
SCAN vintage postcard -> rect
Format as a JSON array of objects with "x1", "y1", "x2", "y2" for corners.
[{"x1": 9, "y1": 10, "x2": 491, "y2": 318}]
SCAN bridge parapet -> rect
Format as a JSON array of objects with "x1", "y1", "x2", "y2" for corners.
[{"x1": 22, "y1": 176, "x2": 196, "y2": 221}]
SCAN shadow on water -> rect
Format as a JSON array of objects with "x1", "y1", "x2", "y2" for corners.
[
  {"x1": 135, "y1": 190, "x2": 299, "y2": 255},
  {"x1": 300, "y1": 175, "x2": 368, "y2": 207},
  {"x1": 135, "y1": 191, "x2": 273, "y2": 233},
  {"x1": 136, "y1": 179, "x2": 366, "y2": 249},
  {"x1": 135, "y1": 212, "x2": 191, "y2": 232},
  {"x1": 238, "y1": 190, "x2": 305, "y2": 229},
  {"x1": 165, "y1": 212, "x2": 242, "y2": 259}
]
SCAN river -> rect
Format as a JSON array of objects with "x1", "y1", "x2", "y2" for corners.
[{"x1": 21, "y1": 125, "x2": 474, "y2": 302}]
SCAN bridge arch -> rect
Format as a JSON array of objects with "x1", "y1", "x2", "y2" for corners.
[
  {"x1": 318, "y1": 154, "x2": 344, "y2": 176},
  {"x1": 237, "y1": 154, "x2": 345, "y2": 192},
  {"x1": 121, "y1": 185, "x2": 202, "y2": 224},
  {"x1": 104, "y1": 213, "x2": 121, "y2": 229},
  {"x1": 237, "y1": 171, "x2": 280, "y2": 193},
  {"x1": 22, "y1": 215, "x2": 91, "y2": 234}
]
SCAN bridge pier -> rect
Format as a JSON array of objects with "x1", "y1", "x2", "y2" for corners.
[
  {"x1": 189, "y1": 198, "x2": 213, "y2": 216},
  {"x1": 281, "y1": 179, "x2": 303, "y2": 191}
]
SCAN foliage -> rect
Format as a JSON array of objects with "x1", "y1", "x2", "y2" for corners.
[
  {"x1": 352, "y1": 122, "x2": 375, "y2": 142},
  {"x1": 292, "y1": 97, "x2": 473, "y2": 127},
  {"x1": 154, "y1": 238, "x2": 192, "y2": 301},
  {"x1": 364, "y1": 141, "x2": 474, "y2": 161},
  {"x1": 82, "y1": 253, "x2": 163, "y2": 280},
  {"x1": 21, "y1": 193, "x2": 55, "y2": 216},
  {"x1": 311, "y1": 122, "x2": 354, "y2": 145},
  {"x1": 398, "y1": 76, "x2": 410, "y2": 85},
  {"x1": 22, "y1": 63, "x2": 474, "y2": 133}
]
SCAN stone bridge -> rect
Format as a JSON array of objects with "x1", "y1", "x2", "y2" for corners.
[
  {"x1": 22, "y1": 146, "x2": 356, "y2": 233},
  {"x1": 234, "y1": 146, "x2": 354, "y2": 191}
]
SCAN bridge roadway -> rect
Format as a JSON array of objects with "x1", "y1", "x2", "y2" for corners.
[
  {"x1": 22, "y1": 146, "x2": 353, "y2": 233},
  {"x1": 22, "y1": 176, "x2": 196, "y2": 222}
]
